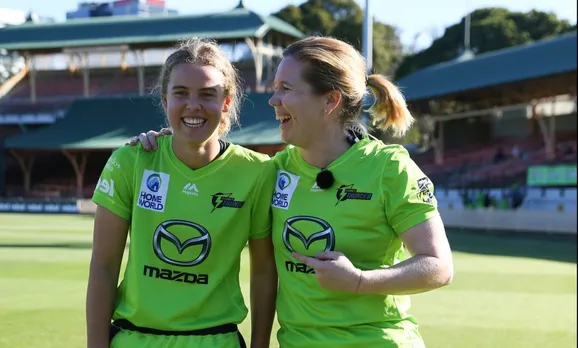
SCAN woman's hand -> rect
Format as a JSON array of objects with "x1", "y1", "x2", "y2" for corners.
[
  {"x1": 127, "y1": 128, "x2": 172, "y2": 150},
  {"x1": 293, "y1": 251, "x2": 362, "y2": 293}
]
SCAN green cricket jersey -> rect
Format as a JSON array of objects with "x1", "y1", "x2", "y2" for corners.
[
  {"x1": 92, "y1": 136, "x2": 275, "y2": 331},
  {"x1": 271, "y1": 137, "x2": 439, "y2": 348}
]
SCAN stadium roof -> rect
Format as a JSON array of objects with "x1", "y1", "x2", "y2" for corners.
[
  {"x1": 396, "y1": 31, "x2": 577, "y2": 102},
  {"x1": 4, "y1": 93, "x2": 280, "y2": 150},
  {"x1": 0, "y1": 4, "x2": 304, "y2": 52}
]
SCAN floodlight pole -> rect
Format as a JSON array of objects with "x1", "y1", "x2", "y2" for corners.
[{"x1": 362, "y1": 0, "x2": 373, "y2": 74}]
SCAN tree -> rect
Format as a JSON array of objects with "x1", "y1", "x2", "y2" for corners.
[
  {"x1": 395, "y1": 8, "x2": 575, "y2": 80},
  {"x1": 0, "y1": 50, "x2": 25, "y2": 85},
  {"x1": 273, "y1": 0, "x2": 404, "y2": 77}
]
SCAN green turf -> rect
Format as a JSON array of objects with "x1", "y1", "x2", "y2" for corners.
[{"x1": 0, "y1": 213, "x2": 575, "y2": 348}]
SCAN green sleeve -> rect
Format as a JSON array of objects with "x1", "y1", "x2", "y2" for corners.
[
  {"x1": 249, "y1": 159, "x2": 276, "y2": 239},
  {"x1": 381, "y1": 146, "x2": 439, "y2": 235},
  {"x1": 91, "y1": 146, "x2": 138, "y2": 220}
]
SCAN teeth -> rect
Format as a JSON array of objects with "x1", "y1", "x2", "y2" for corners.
[
  {"x1": 276, "y1": 115, "x2": 291, "y2": 121},
  {"x1": 182, "y1": 117, "x2": 205, "y2": 126}
]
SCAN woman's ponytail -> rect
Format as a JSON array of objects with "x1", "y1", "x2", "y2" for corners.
[{"x1": 366, "y1": 74, "x2": 414, "y2": 138}]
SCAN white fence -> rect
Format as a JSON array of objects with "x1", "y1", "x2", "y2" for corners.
[
  {"x1": 439, "y1": 208, "x2": 576, "y2": 234},
  {"x1": 437, "y1": 188, "x2": 577, "y2": 234}
]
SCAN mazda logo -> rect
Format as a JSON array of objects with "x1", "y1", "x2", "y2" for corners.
[
  {"x1": 152, "y1": 220, "x2": 211, "y2": 267},
  {"x1": 282, "y1": 216, "x2": 335, "y2": 253}
]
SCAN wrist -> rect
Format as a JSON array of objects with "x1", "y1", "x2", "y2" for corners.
[{"x1": 356, "y1": 268, "x2": 397, "y2": 295}]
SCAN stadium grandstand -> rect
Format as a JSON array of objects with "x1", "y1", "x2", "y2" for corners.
[
  {"x1": 0, "y1": 0, "x2": 575, "y2": 229},
  {"x1": 397, "y1": 30, "x2": 577, "y2": 222},
  {"x1": 0, "y1": 0, "x2": 302, "y2": 211}
]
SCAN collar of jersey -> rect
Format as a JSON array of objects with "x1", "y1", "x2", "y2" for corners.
[
  {"x1": 288, "y1": 137, "x2": 371, "y2": 178},
  {"x1": 161, "y1": 136, "x2": 236, "y2": 180}
]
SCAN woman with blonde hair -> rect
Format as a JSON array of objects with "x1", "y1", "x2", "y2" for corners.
[
  {"x1": 133, "y1": 36, "x2": 454, "y2": 348},
  {"x1": 87, "y1": 38, "x2": 277, "y2": 348}
]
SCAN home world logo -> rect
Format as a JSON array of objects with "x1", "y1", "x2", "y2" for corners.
[
  {"x1": 138, "y1": 170, "x2": 170, "y2": 212},
  {"x1": 272, "y1": 170, "x2": 300, "y2": 210}
]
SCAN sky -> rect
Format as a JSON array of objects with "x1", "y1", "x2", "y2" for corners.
[{"x1": 2, "y1": 0, "x2": 577, "y2": 49}]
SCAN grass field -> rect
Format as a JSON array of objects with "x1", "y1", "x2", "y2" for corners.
[{"x1": 0, "y1": 213, "x2": 576, "y2": 348}]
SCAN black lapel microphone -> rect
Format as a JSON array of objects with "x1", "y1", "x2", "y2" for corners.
[
  {"x1": 315, "y1": 169, "x2": 334, "y2": 189},
  {"x1": 314, "y1": 130, "x2": 361, "y2": 190}
]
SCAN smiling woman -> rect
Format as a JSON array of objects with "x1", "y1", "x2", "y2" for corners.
[
  {"x1": 152, "y1": 39, "x2": 242, "y2": 170},
  {"x1": 154, "y1": 39, "x2": 241, "y2": 135},
  {"x1": 266, "y1": 36, "x2": 453, "y2": 348},
  {"x1": 86, "y1": 38, "x2": 278, "y2": 348}
]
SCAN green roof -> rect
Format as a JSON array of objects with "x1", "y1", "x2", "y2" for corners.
[
  {"x1": 4, "y1": 93, "x2": 280, "y2": 150},
  {"x1": 227, "y1": 93, "x2": 280, "y2": 145},
  {"x1": 0, "y1": 6, "x2": 304, "y2": 51},
  {"x1": 396, "y1": 31, "x2": 577, "y2": 102}
]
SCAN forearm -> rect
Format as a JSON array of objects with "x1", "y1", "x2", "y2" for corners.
[
  {"x1": 86, "y1": 265, "x2": 119, "y2": 348},
  {"x1": 249, "y1": 265, "x2": 278, "y2": 348},
  {"x1": 358, "y1": 254, "x2": 453, "y2": 295}
]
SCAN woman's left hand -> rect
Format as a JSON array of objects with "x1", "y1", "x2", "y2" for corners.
[{"x1": 292, "y1": 251, "x2": 362, "y2": 293}]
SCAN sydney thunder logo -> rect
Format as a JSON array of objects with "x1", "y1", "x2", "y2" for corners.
[
  {"x1": 210, "y1": 193, "x2": 245, "y2": 213},
  {"x1": 335, "y1": 184, "x2": 373, "y2": 206}
]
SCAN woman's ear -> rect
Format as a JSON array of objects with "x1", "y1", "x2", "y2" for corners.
[
  {"x1": 324, "y1": 90, "x2": 342, "y2": 115},
  {"x1": 222, "y1": 95, "x2": 232, "y2": 113}
]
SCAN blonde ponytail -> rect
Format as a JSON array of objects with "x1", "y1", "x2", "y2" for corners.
[{"x1": 366, "y1": 74, "x2": 414, "y2": 138}]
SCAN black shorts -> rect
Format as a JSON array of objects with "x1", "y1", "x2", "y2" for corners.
[{"x1": 109, "y1": 319, "x2": 246, "y2": 348}]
